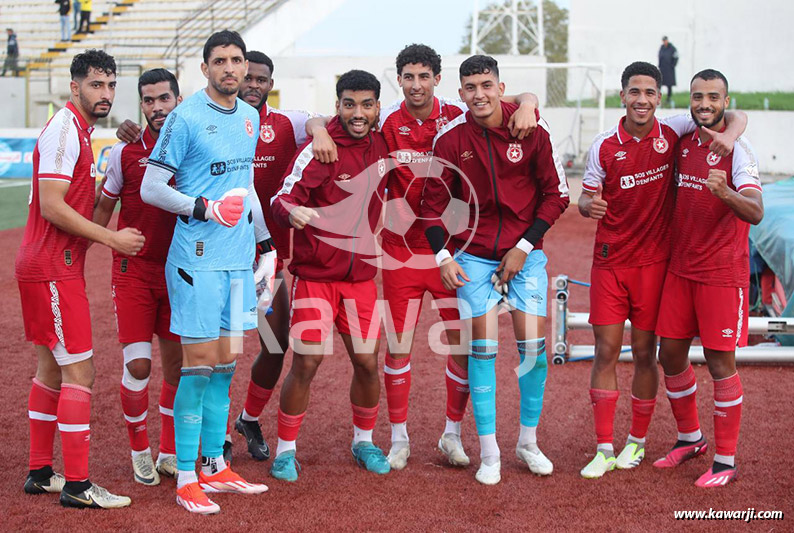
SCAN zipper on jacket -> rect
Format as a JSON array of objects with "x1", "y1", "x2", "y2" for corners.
[
  {"x1": 343, "y1": 134, "x2": 374, "y2": 280},
  {"x1": 484, "y1": 130, "x2": 503, "y2": 259}
]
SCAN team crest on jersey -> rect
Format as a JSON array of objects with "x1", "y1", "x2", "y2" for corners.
[
  {"x1": 398, "y1": 126, "x2": 411, "y2": 135},
  {"x1": 396, "y1": 151, "x2": 412, "y2": 164},
  {"x1": 707, "y1": 151, "x2": 721, "y2": 166},
  {"x1": 90, "y1": 163, "x2": 96, "y2": 178},
  {"x1": 260, "y1": 124, "x2": 275, "y2": 143},
  {"x1": 378, "y1": 157, "x2": 386, "y2": 177},
  {"x1": 245, "y1": 118, "x2": 254, "y2": 138},
  {"x1": 435, "y1": 115, "x2": 449, "y2": 132},
  {"x1": 507, "y1": 143, "x2": 523, "y2": 163},
  {"x1": 653, "y1": 137, "x2": 668, "y2": 154}
]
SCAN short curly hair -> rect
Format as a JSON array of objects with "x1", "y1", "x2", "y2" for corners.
[
  {"x1": 459, "y1": 55, "x2": 499, "y2": 79},
  {"x1": 621, "y1": 61, "x2": 662, "y2": 89},
  {"x1": 336, "y1": 70, "x2": 380, "y2": 99},
  {"x1": 396, "y1": 43, "x2": 441, "y2": 76},
  {"x1": 70, "y1": 49, "x2": 116, "y2": 80}
]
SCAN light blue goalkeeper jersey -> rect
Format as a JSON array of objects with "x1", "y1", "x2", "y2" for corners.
[{"x1": 148, "y1": 89, "x2": 260, "y2": 271}]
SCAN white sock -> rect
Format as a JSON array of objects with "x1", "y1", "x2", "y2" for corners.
[
  {"x1": 131, "y1": 447, "x2": 150, "y2": 458},
  {"x1": 241, "y1": 408, "x2": 258, "y2": 422},
  {"x1": 354, "y1": 425, "x2": 373, "y2": 445},
  {"x1": 714, "y1": 454, "x2": 735, "y2": 467},
  {"x1": 518, "y1": 424, "x2": 537, "y2": 447},
  {"x1": 597, "y1": 443, "x2": 614, "y2": 455},
  {"x1": 678, "y1": 429, "x2": 703, "y2": 442},
  {"x1": 627, "y1": 434, "x2": 646, "y2": 444},
  {"x1": 391, "y1": 422, "x2": 409, "y2": 443},
  {"x1": 479, "y1": 433, "x2": 500, "y2": 465},
  {"x1": 444, "y1": 418, "x2": 461, "y2": 436},
  {"x1": 177, "y1": 469, "x2": 197, "y2": 489},
  {"x1": 276, "y1": 438, "x2": 296, "y2": 457},
  {"x1": 201, "y1": 455, "x2": 227, "y2": 476},
  {"x1": 225, "y1": 433, "x2": 232, "y2": 443}
]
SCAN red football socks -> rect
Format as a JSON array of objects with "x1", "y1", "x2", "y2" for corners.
[
  {"x1": 120, "y1": 383, "x2": 149, "y2": 452},
  {"x1": 664, "y1": 365, "x2": 701, "y2": 435},
  {"x1": 58, "y1": 384, "x2": 91, "y2": 482},
  {"x1": 590, "y1": 388, "x2": 619, "y2": 445},
  {"x1": 713, "y1": 373, "x2": 742, "y2": 459},
  {"x1": 28, "y1": 378, "x2": 59, "y2": 470},
  {"x1": 629, "y1": 396, "x2": 656, "y2": 440},
  {"x1": 159, "y1": 380, "x2": 177, "y2": 455},
  {"x1": 384, "y1": 354, "x2": 411, "y2": 424},
  {"x1": 445, "y1": 355, "x2": 469, "y2": 422}
]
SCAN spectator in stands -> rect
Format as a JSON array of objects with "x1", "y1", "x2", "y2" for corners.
[
  {"x1": 2, "y1": 28, "x2": 18, "y2": 77},
  {"x1": 78, "y1": 0, "x2": 92, "y2": 34},
  {"x1": 57, "y1": 0, "x2": 72, "y2": 42},
  {"x1": 73, "y1": 0, "x2": 81, "y2": 32},
  {"x1": 658, "y1": 36, "x2": 678, "y2": 105}
]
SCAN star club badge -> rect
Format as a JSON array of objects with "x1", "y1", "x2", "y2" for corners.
[
  {"x1": 507, "y1": 142, "x2": 523, "y2": 163},
  {"x1": 707, "y1": 151, "x2": 722, "y2": 166},
  {"x1": 245, "y1": 118, "x2": 254, "y2": 137},
  {"x1": 260, "y1": 124, "x2": 275, "y2": 143},
  {"x1": 653, "y1": 137, "x2": 669, "y2": 154},
  {"x1": 378, "y1": 157, "x2": 386, "y2": 177},
  {"x1": 435, "y1": 115, "x2": 449, "y2": 132}
]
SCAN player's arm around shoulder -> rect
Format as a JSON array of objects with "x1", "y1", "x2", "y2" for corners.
[
  {"x1": 305, "y1": 115, "x2": 337, "y2": 163},
  {"x1": 93, "y1": 141, "x2": 125, "y2": 227},
  {"x1": 531, "y1": 117, "x2": 570, "y2": 222}
]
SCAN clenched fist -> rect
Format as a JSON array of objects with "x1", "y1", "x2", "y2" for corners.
[{"x1": 706, "y1": 168, "x2": 730, "y2": 199}]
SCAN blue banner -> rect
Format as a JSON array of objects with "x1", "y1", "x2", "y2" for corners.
[{"x1": 0, "y1": 137, "x2": 36, "y2": 178}]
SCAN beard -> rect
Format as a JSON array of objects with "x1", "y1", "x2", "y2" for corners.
[
  {"x1": 145, "y1": 112, "x2": 167, "y2": 132},
  {"x1": 692, "y1": 107, "x2": 725, "y2": 129},
  {"x1": 81, "y1": 93, "x2": 112, "y2": 119},
  {"x1": 212, "y1": 76, "x2": 239, "y2": 96},
  {"x1": 340, "y1": 116, "x2": 377, "y2": 138},
  {"x1": 241, "y1": 89, "x2": 266, "y2": 110}
]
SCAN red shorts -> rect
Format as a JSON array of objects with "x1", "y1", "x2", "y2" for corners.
[
  {"x1": 656, "y1": 272, "x2": 749, "y2": 351},
  {"x1": 589, "y1": 261, "x2": 667, "y2": 331},
  {"x1": 381, "y1": 241, "x2": 460, "y2": 334},
  {"x1": 18, "y1": 278, "x2": 93, "y2": 365},
  {"x1": 289, "y1": 277, "x2": 380, "y2": 343},
  {"x1": 112, "y1": 279, "x2": 179, "y2": 344}
]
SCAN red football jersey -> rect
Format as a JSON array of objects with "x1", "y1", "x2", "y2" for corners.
[
  {"x1": 582, "y1": 115, "x2": 695, "y2": 268},
  {"x1": 669, "y1": 131, "x2": 762, "y2": 287},
  {"x1": 379, "y1": 96, "x2": 466, "y2": 250},
  {"x1": 255, "y1": 104, "x2": 311, "y2": 260},
  {"x1": 101, "y1": 127, "x2": 176, "y2": 282},
  {"x1": 15, "y1": 101, "x2": 97, "y2": 282}
]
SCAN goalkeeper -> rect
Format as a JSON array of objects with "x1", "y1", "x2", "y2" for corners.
[{"x1": 141, "y1": 30, "x2": 273, "y2": 514}]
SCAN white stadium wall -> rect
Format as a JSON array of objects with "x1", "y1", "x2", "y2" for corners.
[{"x1": 568, "y1": 0, "x2": 794, "y2": 94}]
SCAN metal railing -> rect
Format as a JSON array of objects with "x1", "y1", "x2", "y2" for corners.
[{"x1": 164, "y1": 0, "x2": 288, "y2": 75}]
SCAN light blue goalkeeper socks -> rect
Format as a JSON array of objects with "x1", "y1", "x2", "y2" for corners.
[
  {"x1": 469, "y1": 339, "x2": 498, "y2": 436},
  {"x1": 516, "y1": 338, "x2": 547, "y2": 427},
  {"x1": 200, "y1": 361, "x2": 236, "y2": 459},
  {"x1": 174, "y1": 366, "x2": 212, "y2": 471}
]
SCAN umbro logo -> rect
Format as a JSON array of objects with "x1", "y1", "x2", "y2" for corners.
[
  {"x1": 614, "y1": 150, "x2": 627, "y2": 160},
  {"x1": 137, "y1": 157, "x2": 148, "y2": 167},
  {"x1": 206, "y1": 125, "x2": 217, "y2": 135},
  {"x1": 182, "y1": 414, "x2": 202, "y2": 424},
  {"x1": 682, "y1": 148, "x2": 689, "y2": 158},
  {"x1": 721, "y1": 328, "x2": 734, "y2": 338},
  {"x1": 398, "y1": 125, "x2": 411, "y2": 135},
  {"x1": 337, "y1": 173, "x2": 351, "y2": 181}
]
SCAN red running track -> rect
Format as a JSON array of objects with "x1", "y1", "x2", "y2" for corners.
[{"x1": 2, "y1": 210, "x2": 792, "y2": 531}]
